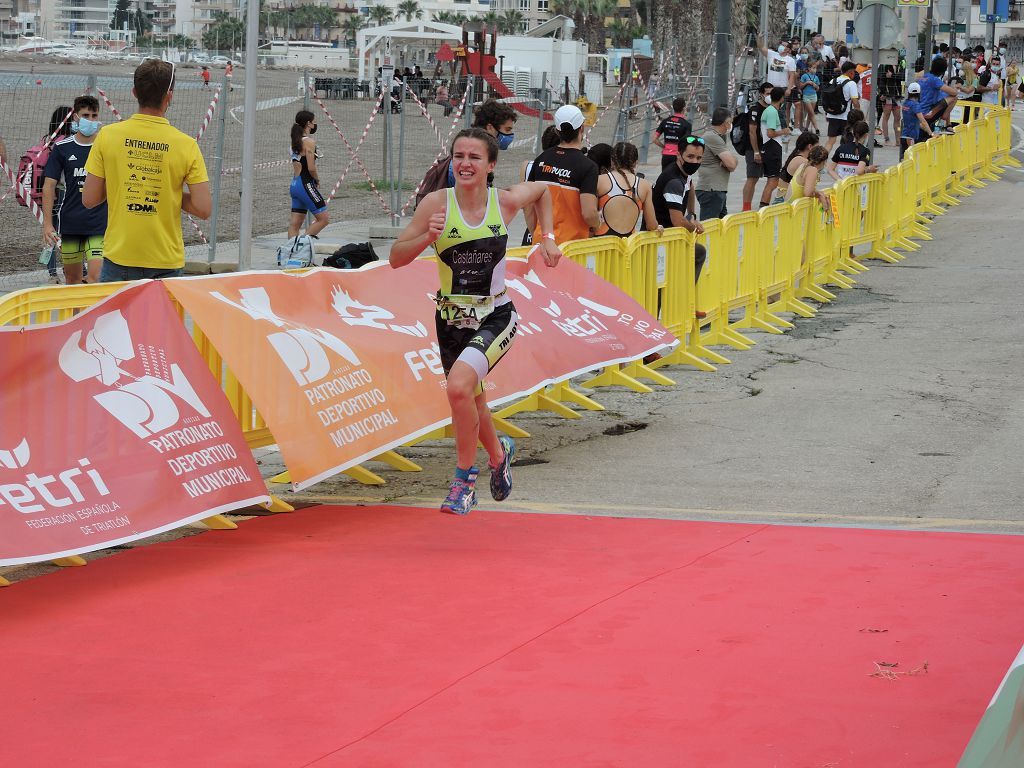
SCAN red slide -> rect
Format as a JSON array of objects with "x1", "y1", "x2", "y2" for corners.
[{"x1": 464, "y1": 51, "x2": 553, "y2": 120}]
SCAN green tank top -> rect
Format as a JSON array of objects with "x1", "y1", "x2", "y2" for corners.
[{"x1": 433, "y1": 187, "x2": 509, "y2": 298}]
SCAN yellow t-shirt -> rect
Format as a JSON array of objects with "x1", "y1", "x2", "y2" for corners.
[{"x1": 84, "y1": 113, "x2": 208, "y2": 270}]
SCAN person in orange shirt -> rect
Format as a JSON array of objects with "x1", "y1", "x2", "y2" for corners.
[{"x1": 526, "y1": 104, "x2": 601, "y2": 244}]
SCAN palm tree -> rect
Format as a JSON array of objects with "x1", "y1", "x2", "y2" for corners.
[
  {"x1": 583, "y1": 0, "x2": 616, "y2": 53},
  {"x1": 342, "y1": 14, "x2": 365, "y2": 46},
  {"x1": 480, "y1": 10, "x2": 501, "y2": 31},
  {"x1": 432, "y1": 10, "x2": 455, "y2": 23},
  {"x1": 606, "y1": 18, "x2": 632, "y2": 49},
  {"x1": 368, "y1": 4, "x2": 394, "y2": 26},
  {"x1": 397, "y1": 0, "x2": 422, "y2": 22},
  {"x1": 498, "y1": 8, "x2": 525, "y2": 34}
]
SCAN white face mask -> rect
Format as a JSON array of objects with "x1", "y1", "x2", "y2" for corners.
[
  {"x1": 778, "y1": 45, "x2": 788, "y2": 54},
  {"x1": 999, "y1": 47, "x2": 1007, "y2": 55}
]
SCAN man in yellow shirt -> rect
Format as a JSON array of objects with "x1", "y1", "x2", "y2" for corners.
[{"x1": 83, "y1": 58, "x2": 211, "y2": 281}]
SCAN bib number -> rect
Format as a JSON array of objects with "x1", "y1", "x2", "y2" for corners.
[{"x1": 438, "y1": 294, "x2": 494, "y2": 329}]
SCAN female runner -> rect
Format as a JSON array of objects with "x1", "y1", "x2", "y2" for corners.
[
  {"x1": 390, "y1": 127, "x2": 562, "y2": 515},
  {"x1": 288, "y1": 110, "x2": 330, "y2": 244}
]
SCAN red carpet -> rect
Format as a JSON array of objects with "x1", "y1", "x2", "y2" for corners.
[{"x1": 4, "y1": 506, "x2": 1023, "y2": 767}]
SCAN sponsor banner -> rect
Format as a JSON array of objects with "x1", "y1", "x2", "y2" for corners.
[
  {"x1": 165, "y1": 250, "x2": 674, "y2": 490},
  {"x1": 0, "y1": 281, "x2": 269, "y2": 567}
]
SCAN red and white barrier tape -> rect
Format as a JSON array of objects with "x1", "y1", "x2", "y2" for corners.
[
  {"x1": 220, "y1": 158, "x2": 293, "y2": 176},
  {"x1": 0, "y1": 156, "x2": 44, "y2": 224},
  {"x1": 325, "y1": 89, "x2": 385, "y2": 203},
  {"x1": 195, "y1": 86, "x2": 221, "y2": 142},
  {"x1": 399, "y1": 85, "x2": 472, "y2": 216},
  {"x1": 96, "y1": 88, "x2": 124, "y2": 122},
  {"x1": 309, "y1": 86, "x2": 392, "y2": 214},
  {"x1": 403, "y1": 84, "x2": 446, "y2": 151}
]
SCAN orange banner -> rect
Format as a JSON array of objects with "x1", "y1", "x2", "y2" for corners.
[
  {"x1": 0, "y1": 282, "x2": 269, "y2": 566},
  {"x1": 165, "y1": 251, "x2": 674, "y2": 490}
]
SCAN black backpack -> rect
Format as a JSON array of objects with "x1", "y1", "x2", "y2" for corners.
[
  {"x1": 324, "y1": 242, "x2": 379, "y2": 269},
  {"x1": 820, "y1": 76, "x2": 849, "y2": 116},
  {"x1": 730, "y1": 110, "x2": 752, "y2": 154}
]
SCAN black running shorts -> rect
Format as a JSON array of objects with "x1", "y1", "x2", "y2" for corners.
[{"x1": 435, "y1": 300, "x2": 518, "y2": 381}]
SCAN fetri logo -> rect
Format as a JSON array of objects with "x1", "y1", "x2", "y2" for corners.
[
  {"x1": 59, "y1": 309, "x2": 211, "y2": 438},
  {"x1": 448, "y1": 226, "x2": 460, "y2": 238},
  {"x1": 0, "y1": 438, "x2": 111, "y2": 514}
]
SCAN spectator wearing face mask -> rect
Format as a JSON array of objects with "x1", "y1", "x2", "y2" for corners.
[
  {"x1": 42, "y1": 95, "x2": 107, "y2": 285},
  {"x1": 759, "y1": 35, "x2": 797, "y2": 126},
  {"x1": 653, "y1": 135, "x2": 708, "y2": 282}
]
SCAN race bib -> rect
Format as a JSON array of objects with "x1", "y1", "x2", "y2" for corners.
[{"x1": 437, "y1": 293, "x2": 494, "y2": 329}]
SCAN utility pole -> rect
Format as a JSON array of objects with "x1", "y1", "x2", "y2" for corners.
[
  {"x1": 711, "y1": 0, "x2": 731, "y2": 110},
  {"x1": 759, "y1": 0, "x2": 770, "y2": 79}
]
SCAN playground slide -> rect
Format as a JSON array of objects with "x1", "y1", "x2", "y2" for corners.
[{"x1": 463, "y1": 51, "x2": 553, "y2": 120}]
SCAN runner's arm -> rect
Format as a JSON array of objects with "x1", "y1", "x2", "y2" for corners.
[
  {"x1": 826, "y1": 160, "x2": 841, "y2": 182},
  {"x1": 652, "y1": 127, "x2": 664, "y2": 148},
  {"x1": 505, "y1": 182, "x2": 562, "y2": 265},
  {"x1": 390, "y1": 190, "x2": 445, "y2": 267},
  {"x1": 182, "y1": 181, "x2": 212, "y2": 219}
]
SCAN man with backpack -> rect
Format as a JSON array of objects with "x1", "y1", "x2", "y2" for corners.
[
  {"x1": 822, "y1": 60, "x2": 861, "y2": 153},
  {"x1": 41, "y1": 95, "x2": 107, "y2": 285}
]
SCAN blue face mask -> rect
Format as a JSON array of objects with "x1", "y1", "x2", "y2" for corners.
[
  {"x1": 497, "y1": 131, "x2": 514, "y2": 150},
  {"x1": 76, "y1": 117, "x2": 101, "y2": 137}
]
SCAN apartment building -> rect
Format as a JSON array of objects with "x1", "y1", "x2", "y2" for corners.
[{"x1": 488, "y1": 0, "x2": 548, "y2": 33}]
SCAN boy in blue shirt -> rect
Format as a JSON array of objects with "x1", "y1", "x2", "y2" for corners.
[
  {"x1": 900, "y1": 82, "x2": 934, "y2": 161},
  {"x1": 42, "y1": 95, "x2": 107, "y2": 284}
]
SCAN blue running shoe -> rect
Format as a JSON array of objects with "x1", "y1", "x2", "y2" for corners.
[
  {"x1": 489, "y1": 436, "x2": 515, "y2": 501},
  {"x1": 440, "y1": 468, "x2": 478, "y2": 515}
]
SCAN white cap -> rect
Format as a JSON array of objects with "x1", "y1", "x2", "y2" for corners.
[
  {"x1": 907, "y1": 82, "x2": 921, "y2": 94},
  {"x1": 553, "y1": 104, "x2": 585, "y2": 130}
]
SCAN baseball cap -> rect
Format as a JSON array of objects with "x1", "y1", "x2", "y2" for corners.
[
  {"x1": 553, "y1": 104, "x2": 585, "y2": 130},
  {"x1": 907, "y1": 82, "x2": 921, "y2": 94}
]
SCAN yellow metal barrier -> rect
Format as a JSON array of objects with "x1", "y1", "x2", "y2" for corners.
[
  {"x1": 626, "y1": 229, "x2": 717, "y2": 375},
  {"x1": 758, "y1": 203, "x2": 814, "y2": 324},
  {"x1": 796, "y1": 196, "x2": 843, "y2": 300}
]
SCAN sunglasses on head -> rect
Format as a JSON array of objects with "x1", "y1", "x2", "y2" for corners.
[
  {"x1": 683, "y1": 136, "x2": 705, "y2": 146},
  {"x1": 143, "y1": 57, "x2": 176, "y2": 94}
]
